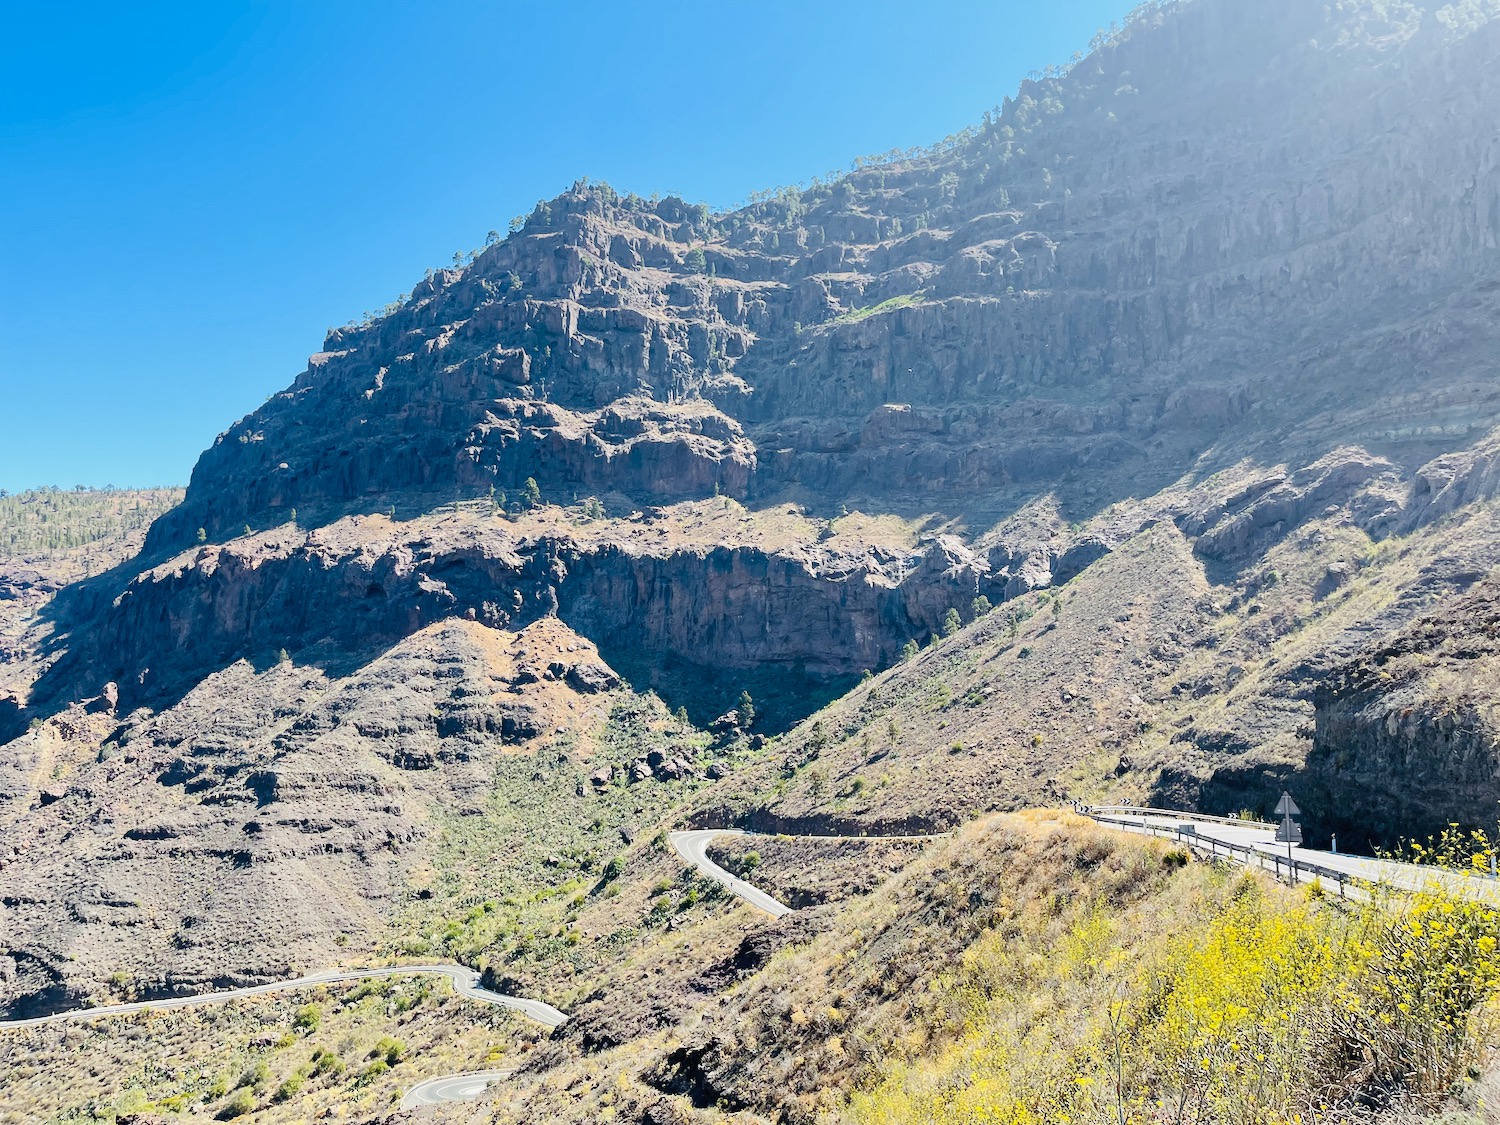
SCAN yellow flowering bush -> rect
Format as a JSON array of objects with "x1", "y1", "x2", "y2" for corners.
[
  {"x1": 847, "y1": 857, "x2": 1500, "y2": 1125},
  {"x1": 1331, "y1": 889, "x2": 1500, "y2": 1100}
]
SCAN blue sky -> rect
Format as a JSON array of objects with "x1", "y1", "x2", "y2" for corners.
[{"x1": 0, "y1": 1, "x2": 1140, "y2": 492}]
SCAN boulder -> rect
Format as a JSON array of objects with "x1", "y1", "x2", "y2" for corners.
[{"x1": 565, "y1": 662, "x2": 620, "y2": 694}]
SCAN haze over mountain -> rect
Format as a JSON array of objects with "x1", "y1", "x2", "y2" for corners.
[{"x1": 5, "y1": 2, "x2": 1500, "y2": 1122}]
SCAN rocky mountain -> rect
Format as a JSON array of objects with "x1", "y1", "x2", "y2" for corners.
[
  {"x1": 148, "y1": 0, "x2": 1500, "y2": 547},
  {"x1": 4, "y1": 0, "x2": 1500, "y2": 1033}
]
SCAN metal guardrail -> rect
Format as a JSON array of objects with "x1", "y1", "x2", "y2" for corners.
[
  {"x1": 1085, "y1": 811, "x2": 1362, "y2": 899},
  {"x1": 1082, "y1": 804, "x2": 1500, "y2": 905},
  {"x1": 1086, "y1": 804, "x2": 1268, "y2": 829}
]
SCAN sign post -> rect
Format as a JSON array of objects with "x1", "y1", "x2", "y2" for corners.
[{"x1": 1274, "y1": 792, "x2": 1302, "y2": 884}]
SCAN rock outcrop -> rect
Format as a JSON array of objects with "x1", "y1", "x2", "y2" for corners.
[
  {"x1": 142, "y1": 1, "x2": 1500, "y2": 561},
  {"x1": 0, "y1": 617, "x2": 632, "y2": 1017},
  {"x1": 1300, "y1": 577, "x2": 1500, "y2": 850}
]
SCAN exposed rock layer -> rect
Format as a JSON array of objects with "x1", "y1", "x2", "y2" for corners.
[{"x1": 143, "y1": 1, "x2": 1500, "y2": 556}]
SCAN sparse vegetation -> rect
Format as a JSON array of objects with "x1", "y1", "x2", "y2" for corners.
[
  {"x1": 0, "y1": 486, "x2": 181, "y2": 558},
  {"x1": 0, "y1": 974, "x2": 533, "y2": 1125},
  {"x1": 9, "y1": 7, "x2": 1500, "y2": 1125},
  {"x1": 831, "y1": 292, "x2": 924, "y2": 324},
  {"x1": 849, "y1": 854, "x2": 1500, "y2": 1124},
  {"x1": 292, "y1": 1002, "x2": 320, "y2": 1032}
]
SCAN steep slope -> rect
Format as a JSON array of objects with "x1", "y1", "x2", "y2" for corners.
[
  {"x1": 143, "y1": 0, "x2": 1500, "y2": 551},
  {"x1": 11, "y1": 0, "x2": 1498, "y2": 735},
  {"x1": 1302, "y1": 569, "x2": 1500, "y2": 848},
  {"x1": 14, "y1": 813, "x2": 1492, "y2": 1125},
  {"x1": 0, "y1": 616, "x2": 699, "y2": 1018},
  {"x1": 700, "y1": 459, "x2": 1500, "y2": 843}
]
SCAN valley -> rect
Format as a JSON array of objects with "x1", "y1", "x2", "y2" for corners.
[{"x1": 6, "y1": 1, "x2": 1500, "y2": 1122}]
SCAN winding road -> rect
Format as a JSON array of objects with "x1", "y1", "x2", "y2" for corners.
[
  {"x1": 0, "y1": 829, "x2": 915, "y2": 1108},
  {"x1": 668, "y1": 827, "x2": 946, "y2": 917},
  {"x1": 9, "y1": 812, "x2": 1472, "y2": 1111},
  {"x1": 0, "y1": 962, "x2": 567, "y2": 1034},
  {"x1": 400, "y1": 1069, "x2": 514, "y2": 1110},
  {"x1": 669, "y1": 829, "x2": 795, "y2": 917}
]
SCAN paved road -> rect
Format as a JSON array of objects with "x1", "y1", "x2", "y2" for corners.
[
  {"x1": 671, "y1": 829, "x2": 796, "y2": 917},
  {"x1": 1090, "y1": 807, "x2": 1500, "y2": 903},
  {"x1": 669, "y1": 827, "x2": 944, "y2": 918},
  {"x1": 400, "y1": 1069, "x2": 514, "y2": 1109},
  {"x1": 0, "y1": 962, "x2": 567, "y2": 1033}
]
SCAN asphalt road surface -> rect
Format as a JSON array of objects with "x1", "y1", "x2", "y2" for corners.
[
  {"x1": 38, "y1": 811, "x2": 1474, "y2": 1115},
  {"x1": 669, "y1": 827, "x2": 946, "y2": 917},
  {"x1": 0, "y1": 962, "x2": 567, "y2": 1032},
  {"x1": 1089, "y1": 807, "x2": 1500, "y2": 903},
  {"x1": 400, "y1": 1069, "x2": 514, "y2": 1109},
  {"x1": 670, "y1": 828, "x2": 795, "y2": 917}
]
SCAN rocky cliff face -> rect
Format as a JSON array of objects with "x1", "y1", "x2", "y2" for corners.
[
  {"x1": 28, "y1": 507, "x2": 998, "y2": 726},
  {"x1": 74, "y1": 0, "x2": 1497, "y2": 745},
  {"x1": 1300, "y1": 576, "x2": 1500, "y2": 849},
  {"x1": 144, "y1": 0, "x2": 1500, "y2": 555}
]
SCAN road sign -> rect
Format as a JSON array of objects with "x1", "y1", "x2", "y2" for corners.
[{"x1": 1274, "y1": 790, "x2": 1302, "y2": 847}]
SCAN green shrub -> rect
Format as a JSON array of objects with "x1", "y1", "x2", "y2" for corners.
[
  {"x1": 218, "y1": 1089, "x2": 255, "y2": 1119},
  {"x1": 236, "y1": 1060, "x2": 270, "y2": 1090},
  {"x1": 310, "y1": 1047, "x2": 343, "y2": 1077},
  {"x1": 370, "y1": 1036, "x2": 405, "y2": 1066},
  {"x1": 273, "y1": 1072, "x2": 305, "y2": 1102}
]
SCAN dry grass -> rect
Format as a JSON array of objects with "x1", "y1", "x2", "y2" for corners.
[{"x1": 0, "y1": 973, "x2": 538, "y2": 1124}]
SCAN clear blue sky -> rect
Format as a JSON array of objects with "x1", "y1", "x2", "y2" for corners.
[{"x1": 0, "y1": 1, "x2": 1140, "y2": 492}]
